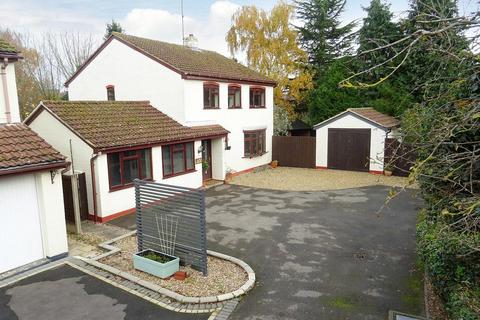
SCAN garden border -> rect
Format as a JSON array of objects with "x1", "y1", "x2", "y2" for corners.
[{"x1": 76, "y1": 230, "x2": 255, "y2": 304}]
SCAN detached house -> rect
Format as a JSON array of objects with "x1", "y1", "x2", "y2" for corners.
[
  {"x1": 0, "y1": 39, "x2": 68, "y2": 273},
  {"x1": 64, "y1": 32, "x2": 276, "y2": 175},
  {"x1": 26, "y1": 100, "x2": 228, "y2": 222}
]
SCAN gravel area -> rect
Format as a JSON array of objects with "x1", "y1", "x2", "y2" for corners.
[
  {"x1": 230, "y1": 167, "x2": 413, "y2": 191},
  {"x1": 425, "y1": 276, "x2": 450, "y2": 320},
  {"x1": 100, "y1": 235, "x2": 248, "y2": 297}
]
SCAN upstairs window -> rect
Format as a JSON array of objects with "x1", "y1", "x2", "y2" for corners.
[
  {"x1": 249, "y1": 87, "x2": 265, "y2": 108},
  {"x1": 203, "y1": 83, "x2": 219, "y2": 109},
  {"x1": 228, "y1": 85, "x2": 241, "y2": 109},
  {"x1": 244, "y1": 129, "x2": 266, "y2": 158},
  {"x1": 106, "y1": 85, "x2": 115, "y2": 101},
  {"x1": 107, "y1": 148, "x2": 152, "y2": 190}
]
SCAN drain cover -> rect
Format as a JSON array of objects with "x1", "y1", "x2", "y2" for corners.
[{"x1": 389, "y1": 311, "x2": 426, "y2": 320}]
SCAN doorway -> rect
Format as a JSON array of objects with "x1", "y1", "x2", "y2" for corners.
[{"x1": 201, "y1": 140, "x2": 212, "y2": 181}]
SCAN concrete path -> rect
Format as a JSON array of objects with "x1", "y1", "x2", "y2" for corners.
[
  {"x1": 205, "y1": 185, "x2": 424, "y2": 320},
  {"x1": 0, "y1": 264, "x2": 209, "y2": 320}
]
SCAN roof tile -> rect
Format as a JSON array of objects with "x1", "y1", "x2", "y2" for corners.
[
  {"x1": 348, "y1": 108, "x2": 400, "y2": 128},
  {"x1": 35, "y1": 101, "x2": 229, "y2": 151},
  {"x1": 0, "y1": 123, "x2": 66, "y2": 173}
]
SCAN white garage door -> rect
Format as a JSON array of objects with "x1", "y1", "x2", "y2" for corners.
[{"x1": 0, "y1": 174, "x2": 44, "y2": 273}]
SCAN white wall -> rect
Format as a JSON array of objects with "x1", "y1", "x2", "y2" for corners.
[
  {"x1": 28, "y1": 110, "x2": 95, "y2": 213},
  {"x1": 0, "y1": 62, "x2": 21, "y2": 123},
  {"x1": 68, "y1": 39, "x2": 186, "y2": 123},
  {"x1": 315, "y1": 113, "x2": 388, "y2": 172},
  {"x1": 95, "y1": 141, "x2": 204, "y2": 218},
  {"x1": 184, "y1": 80, "x2": 273, "y2": 173},
  {"x1": 35, "y1": 169, "x2": 68, "y2": 257},
  {"x1": 211, "y1": 137, "x2": 225, "y2": 180}
]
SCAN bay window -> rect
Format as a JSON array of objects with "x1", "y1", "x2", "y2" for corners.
[{"x1": 244, "y1": 129, "x2": 266, "y2": 158}]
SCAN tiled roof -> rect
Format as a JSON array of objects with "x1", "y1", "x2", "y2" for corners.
[
  {"x1": 28, "y1": 101, "x2": 228, "y2": 151},
  {"x1": 0, "y1": 38, "x2": 20, "y2": 58},
  {"x1": 0, "y1": 123, "x2": 66, "y2": 175},
  {"x1": 65, "y1": 32, "x2": 276, "y2": 86},
  {"x1": 348, "y1": 108, "x2": 400, "y2": 128}
]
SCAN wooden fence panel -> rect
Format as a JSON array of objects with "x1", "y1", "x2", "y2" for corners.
[
  {"x1": 384, "y1": 138, "x2": 416, "y2": 177},
  {"x1": 272, "y1": 136, "x2": 316, "y2": 168}
]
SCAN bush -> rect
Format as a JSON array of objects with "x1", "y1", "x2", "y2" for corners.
[{"x1": 417, "y1": 212, "x2": 480, "y2": 319}]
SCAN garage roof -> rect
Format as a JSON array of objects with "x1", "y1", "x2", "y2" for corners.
[
  {"x1": 313, "y1": 107, "x2": 400, "y2": 130},
  {"x1": 0, "y1": 123, "x2": 66, "y2": 176}
]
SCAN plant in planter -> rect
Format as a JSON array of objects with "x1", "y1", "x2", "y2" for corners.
[
  {"x1": 202, "y1": 160, "x2": 210, "y2": 174},
  {"x1": 271, "y1": 160, "x2": 279, "y2": 168},
  {"x1": 384, "y1": 164, "x2": 394, "y2": 176},
  {"x1": 224, "y1": 167, "x2": 234, "y2": 182},
  {"x1": 133, "y1": 213, "x2": 180, "y2": 279}
]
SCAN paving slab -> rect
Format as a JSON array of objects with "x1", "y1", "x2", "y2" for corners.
[{"x1": 0, "y1": 264, "x2": 209, "y2": 320}]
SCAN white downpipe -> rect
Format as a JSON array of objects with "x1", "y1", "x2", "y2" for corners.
[{"x1": 1, "y1": 58, "x2": 12, "y2": 123}]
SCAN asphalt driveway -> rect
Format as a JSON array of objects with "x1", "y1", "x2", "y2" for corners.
[
  {"x1": 0, "y1": 264, "x2": 209, "y2": 320},
  {"x1": 205, "y1": 185, "x2": 424, "y2": 320}
]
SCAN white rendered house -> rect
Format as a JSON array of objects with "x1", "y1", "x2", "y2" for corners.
[
  {"x1": 26, "y1": 100, "x2": 228, "y2": 222},
  {"x1": 0, "y1": 39, "x2": 68, "y2": 273},
  {"x1": 65, "y1": 33, "x2": 276, "y2": 175}
]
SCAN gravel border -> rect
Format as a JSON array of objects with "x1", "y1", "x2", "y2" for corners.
[{"x1": 76, "y1": 230, "x2": 255, "y2": 304}]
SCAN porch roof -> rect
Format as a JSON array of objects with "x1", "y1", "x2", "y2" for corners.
[{"x1": 25, "y1": 101, "x2": 229, "y2": 152}]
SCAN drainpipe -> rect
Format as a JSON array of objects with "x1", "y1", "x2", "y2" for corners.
[
  {"x1": 1, "y1": 58, "x2": 12, "y2": 123},
  {"x1": 90, "y1": 153, "x2": 99, "y2": 223}
]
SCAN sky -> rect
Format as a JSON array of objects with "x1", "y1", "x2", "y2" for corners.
[{"x1": 0, "y1": 0, "x2": 477, "y2": 57}]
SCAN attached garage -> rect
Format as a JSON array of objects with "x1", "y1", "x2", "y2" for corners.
[
  {"x1": 0, "y1": 124, "x2": 68, "y2": 274},
  {"x1": 314, "y1": 108, "x2": 400, "y2": 174}
]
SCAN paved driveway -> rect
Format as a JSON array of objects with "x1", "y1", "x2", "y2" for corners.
[
  {"x1": 205, "y1": 185, "x2": 424, "y2": 320},
  {"x1": 0, "y1": 264, "x2": 208, "y2": 320}
]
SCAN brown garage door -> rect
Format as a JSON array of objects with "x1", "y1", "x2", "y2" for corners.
[{"x1": 328, "y1": 128, "x2": 371, "y2": 172}]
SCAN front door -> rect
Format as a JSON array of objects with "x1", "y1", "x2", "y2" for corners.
[{"x1": 201, "y1": 140, "x2": 212, "y2": 181}]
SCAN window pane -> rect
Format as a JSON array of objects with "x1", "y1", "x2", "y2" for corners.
[
  {"x1": 214, "y1": 90, "x2": 219, "y2": 107},
  {"x1": 162, "y1": 146, "x2": 172, "y2": 176},
  {"x1": 141, "y1": 149, "x2": 152, "y2": 179},
  {"x1": 244, "y1": 140, "x2": 251, "y2": 157},
  {"x1": 124, "y1": 150, "x2": 137, "y2": 157},
  {"x1": 173, "y1": 151, "x2": 185, "y2": 174},
  {"x1": 123, "y1": 158, "x2": 139, "y2": 184},
  {"x1": 228, "y1": 95, "x2": 234, "y2": 108},
  {"x1": 108, "y1": 153, "x2": 121, "y2": 186},
  {"x1": 186, "y1": 143, "x2": 194, "y2": 170},
  {"x1": 235, "y1": 90, "x2": 241, "y2": 106}
]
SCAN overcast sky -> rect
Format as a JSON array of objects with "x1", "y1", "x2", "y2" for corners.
[{"x1": 0, "y1": 0, "x2": 477, "y2": 57}]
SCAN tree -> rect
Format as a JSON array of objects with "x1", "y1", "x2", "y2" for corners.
[
  {"x1": 226, "y1": 2, "x2": 312, "y2": 117},
  {"x1": 104, "y1": 20, "x2": 124, "y2": 40},
  {"x1": 273, "y1": 105, "x2": 292, "y2": 135},
  {"x1": 357, "y1": 0, "x2": 399, "y2": 80},
  {"x1": 296, "y1": 0, "x2": 356, "y2": 74}
]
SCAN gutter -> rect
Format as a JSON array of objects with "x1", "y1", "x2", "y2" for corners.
[
  {"x1": 90, "y1": 153, "x2": 100, "y2": 223},
  {"x1": 1, "y1": 58, "x2": 11, "y2": 123}
]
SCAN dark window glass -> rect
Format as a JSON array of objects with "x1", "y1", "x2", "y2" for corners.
[
  {"x1": 244, "y1": 130, "x2": 266, "y2": 157},
  {"x1": 107, "y1": 86, "x2": 115, "y2": 101},
  {"x1": 204, "y1": 84, "x2": 219, "y2": 109},
  {"x1": 162, "y1": 142, "x2": 195, "y2": 177},
  {"x1": 107, "y1": 148, "x2": 152, "y2": 190},
  {"x1": 249, "y1": 88, "x2": 265, "y2": 108},
  {"x1": 228, "y1": 86, "x2": 241, "y2": 108}
]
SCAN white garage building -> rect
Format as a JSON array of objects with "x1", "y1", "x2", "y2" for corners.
[
  {"x1": 0, "y1": 124, "x2": 68, "y2": 273},
  {"x1": 314, "y1": 108, "x2": 400, "y2": 173}
]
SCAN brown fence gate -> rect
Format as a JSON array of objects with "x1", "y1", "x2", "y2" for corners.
[
  {"x1": 272, "y1": 136, "x2": 316, "y2": 168},
  {"x1": 62, "y1": 173, "x2": 89, "y2": 222},
  {"x1": 384, "y1": 138, "x2": 416, "y2": 177}
]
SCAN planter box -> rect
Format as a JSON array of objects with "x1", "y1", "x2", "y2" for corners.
[{"x1": 133, "y1": 249, "x2": 179, "y2": 279}]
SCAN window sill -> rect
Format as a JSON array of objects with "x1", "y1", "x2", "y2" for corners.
[
  {"x1": 109, "y1": 178, "x2": 154, "y2": 192},
  {"x1": 228, "y1": 106, "x2": 242, "y2": 109},
  {"x1": 249, "y1": 106, "x2": 266, "y2": 109},
  {"x1": 243, "y1": 151, "x2": 268, "y2": 159},
  {"x1": 163, "y1": 169, "x2": 197, "y2": 179},
  {"x1": 203, "y1": 107, "x2": 220, "y2": 110}
]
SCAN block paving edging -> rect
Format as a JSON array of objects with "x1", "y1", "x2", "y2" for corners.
[{"x1": 80, "y1": 230, "x2": 255, "y2": 304}]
